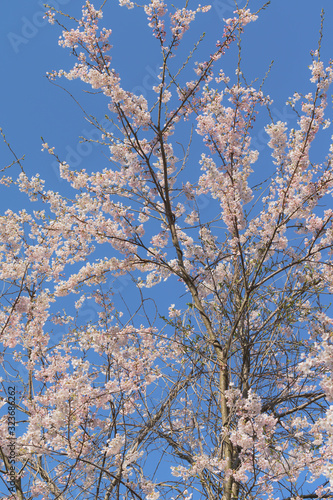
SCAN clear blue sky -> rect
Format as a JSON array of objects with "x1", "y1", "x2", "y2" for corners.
[
  {"x1": 1, "y1": 0, "x2": 333, "y2": 387},
  {"x1": 1, "y1": 1, "x2": 333, "y2": 497},
  {"x1": 1, "y1": 0, "x2": 333, "y2": 202},
  {"x1": 1, "y1": 0, "x2": 333, "y2": 373}
]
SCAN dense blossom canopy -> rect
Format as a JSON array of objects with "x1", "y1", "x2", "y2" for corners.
[{"x1": 1, "y1": 1, "x2": 333, "y2": 499}]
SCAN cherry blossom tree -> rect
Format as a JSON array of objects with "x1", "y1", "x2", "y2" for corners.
[{"x1": 1, "y1": 1, "x2": 333, "y2": 499}]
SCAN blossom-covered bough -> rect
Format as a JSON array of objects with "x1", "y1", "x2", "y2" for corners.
[{"x1": 1, "y1": 1, "x2": 333, "y2": 499}]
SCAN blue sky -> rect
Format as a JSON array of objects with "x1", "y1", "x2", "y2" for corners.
[
  {"x1": 0, "y1": 0, "x2": 333, "y2": 401},
  {"x1": 1, "y1": 1, "x2": 333, "y2": 497},
  {"x1": 1, "y1": 0, "x2": 333, "y2": 203},
  {"x1": 1, "y1": 0, "x2": 333, "y2": 433}
]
